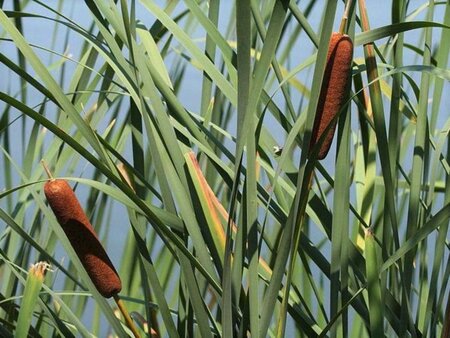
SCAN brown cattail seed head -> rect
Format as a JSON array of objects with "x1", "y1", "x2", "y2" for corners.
[
  {"x1": 309, "y1": 32, "x2": 353, "y2": 160},
  {"x1": 44, "y1": 179, "x2": 122, "y2": 298}
]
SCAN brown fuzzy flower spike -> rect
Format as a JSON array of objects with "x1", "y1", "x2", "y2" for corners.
[
  {"x1": 309, "y1": 32, "x2": 353, "y2": 160},
  {"x1": 44, "y1": 179, "x2": 122, "y2": 298}
]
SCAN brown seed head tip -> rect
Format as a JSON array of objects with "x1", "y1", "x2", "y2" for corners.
[
  {"x1": 309, "y1": 32, "x2": 353, "y2": 160},
  {"x1": 44, "y1": 179, "x2": 121, "y2": 298},
  {"x1": 44, "y1": 178, "x2": 68, "y2": 197},
  {"x1": 88, "y1": 258, "x2": 122, "y2": 298}
]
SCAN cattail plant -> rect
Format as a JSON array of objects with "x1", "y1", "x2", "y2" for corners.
[
  {"x1": 308, "y1": 32, "x2": 353, "y2": 159},
  {"x1": 44, "y1": 178, "x2": 122, "y2": 298},
  {"x1": 42, "y1": 162, "x2": 142, "y2": 338},
  {"x1": 279, "y1": 8, "x2": 355, "y2": 332}
]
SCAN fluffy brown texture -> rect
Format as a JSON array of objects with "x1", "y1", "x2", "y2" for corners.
[
  {"x1": 44, "y1": 179, "x2": 121, "y2": 298},
  {"x1": 309, "y1": 32, "x2": 353, "y2": 160}
]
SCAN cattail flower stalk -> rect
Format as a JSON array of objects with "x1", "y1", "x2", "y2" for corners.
[
  {"x1": 308, "y1": 32, "x2": 353, "y2": 160},
  {"x1": 44, "y1": 178, "x2": 122, "y2": 298}
]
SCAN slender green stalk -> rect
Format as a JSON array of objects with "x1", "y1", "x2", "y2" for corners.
[{"x1": 15, "y1": 262, "x2": 48, "y2": 338}]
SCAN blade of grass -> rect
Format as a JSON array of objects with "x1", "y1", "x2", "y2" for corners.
[
  {"x1": 404, "y1": 1, "x2": 433, "y2": 333},
  {"x1": 365, "y1": 228, "x2": 384, "y2": 337}
]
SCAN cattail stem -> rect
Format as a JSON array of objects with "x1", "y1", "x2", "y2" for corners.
[
  {"x1": 114, "y1": 294, "x2": 141, "y2": 338},
  {"x1": 339, "y1": 0, "x2": 353, "y2": 34},
  {"x1": 41, "y1": 160, "x2": 54, "y2": 180}
]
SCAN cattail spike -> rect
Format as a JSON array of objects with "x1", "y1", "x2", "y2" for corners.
[
  {"x1": 44, "y1": 179, "x2": 121, "y2": 298},
  {"x1": 309, "y1": 32, "x2": 353, "y2": 160},
  {"x1": 339, "y1": 0, "x2": 353, "y2": 33}
]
